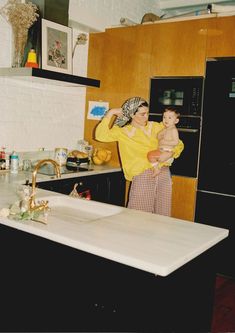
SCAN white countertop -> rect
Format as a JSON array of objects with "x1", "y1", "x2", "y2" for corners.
[{"x1": 0, "y1": 166, "x2": 229, "y2": 277}]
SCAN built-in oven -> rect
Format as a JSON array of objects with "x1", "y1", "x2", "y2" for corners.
[{"x1": 149, "y1": 76, "x2": 204, "y2": 178}]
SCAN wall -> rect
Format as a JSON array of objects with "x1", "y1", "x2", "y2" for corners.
[
  {"x1": 0, "y1": 0, "x2": 88, "y2": 152},
  {"x1": 0, "y1": 0, "x2": 160, "y2": 153},
  {"x1": 69, "y1": 0, "x2": 160, "y2": 32}
]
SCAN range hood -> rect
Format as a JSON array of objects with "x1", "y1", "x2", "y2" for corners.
[{"x1": 0, "y1": 67, "x2": 100, "y2": 88}]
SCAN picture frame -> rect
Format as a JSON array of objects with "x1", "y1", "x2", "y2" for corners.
[{"x1": 41, "y1": 19, "x2": 72, "y2": 74}]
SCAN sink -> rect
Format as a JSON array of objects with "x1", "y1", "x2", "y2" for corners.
[{"x1": 37, "y1": 195, "x2": 123, "y2": 223}]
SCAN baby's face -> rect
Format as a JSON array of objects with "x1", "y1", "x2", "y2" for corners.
[{"x1": 163, "y1": 111, "x2": 179, "y2": 128}]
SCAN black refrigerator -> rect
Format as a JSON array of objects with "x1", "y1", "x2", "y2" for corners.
[{"x1": 195, "y1": 58, "x2": 235, "y2": 278}]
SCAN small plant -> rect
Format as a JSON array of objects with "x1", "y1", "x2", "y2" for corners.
[
  {"x1": 0, "y1": 0, "x2": 39, "y2": 67},
  {"x1": 72, "y1": 33, "x2": 88, "y2": 58},
  {"x1": 1, "y1": 0, "x2": 39, "y2": 29}
]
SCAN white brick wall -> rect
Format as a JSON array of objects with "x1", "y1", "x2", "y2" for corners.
[{"x1": 0, "y1": 0, "x2": 159, "y2": 153}]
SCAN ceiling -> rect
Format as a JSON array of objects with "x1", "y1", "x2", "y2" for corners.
[{"x1": 158, "y1": 0, "x2": 235, "y2": 18}]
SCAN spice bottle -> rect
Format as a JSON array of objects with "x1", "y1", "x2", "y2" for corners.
[
  {"x1": 10, "y1": 151, "x2": 19, "y2": 174},
  {"x1": 0, "y1": 147, "x2": 6, "y2": 159}
]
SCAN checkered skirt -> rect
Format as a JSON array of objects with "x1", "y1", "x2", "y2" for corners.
[{"x1": 127, "y1": 167, "x2": 172, "y2": 216}]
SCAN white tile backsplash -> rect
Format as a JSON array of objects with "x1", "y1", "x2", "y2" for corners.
[{"x1": 0, "y1": 77, "x2": 86, "y2": 152}]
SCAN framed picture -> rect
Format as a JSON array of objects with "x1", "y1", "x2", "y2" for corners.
[{"x1": 41, "y1": 19, "x2": 72, "y2": 74}]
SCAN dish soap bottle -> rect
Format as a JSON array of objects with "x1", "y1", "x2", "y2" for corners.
[{"x1": 10, "y1": 151, "x2": 19, "y2": 174}]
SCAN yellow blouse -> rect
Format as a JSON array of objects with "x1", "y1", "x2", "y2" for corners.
[{"x1": 95, "y1": 117, "x2": 184, "y2": 181}]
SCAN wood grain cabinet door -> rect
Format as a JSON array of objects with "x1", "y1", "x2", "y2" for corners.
[
  {"x1": 206, "y1": 16, "x2": 235, "y2": 57},
  {"x1": 150, "y1": 18, "x2": 214, "y2": 76},
  {"x1": 171, "y1": 175, "x2": 197, "y2": 222}
]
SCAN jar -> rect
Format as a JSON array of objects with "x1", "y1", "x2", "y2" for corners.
[
  {"x1": 54, "y1": 148, "x2": 68, "y2": 166},
  {"x1": 77, "y1": 139, "x2": 88, "y2": 153}
]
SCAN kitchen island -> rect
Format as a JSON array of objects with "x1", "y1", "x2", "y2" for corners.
[{"x1": 0, "y1": 167, "x2": 229, "y2": 332}]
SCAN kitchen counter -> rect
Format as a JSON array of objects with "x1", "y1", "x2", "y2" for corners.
[
  {"x1": 0, "y1": 165, "x2": 230, "y2": 332},
  {"x1": 0, "y1": 165, "x2": 228, "y2": 277}
]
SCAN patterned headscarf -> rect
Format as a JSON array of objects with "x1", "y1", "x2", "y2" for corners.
[{"x1": 114, "y1": 97, "x2": 148, "y2": 127}]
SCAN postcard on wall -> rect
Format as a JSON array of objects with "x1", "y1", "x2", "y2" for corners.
[{"x1": 87, "y1": 101, "x2": 109, "y2": 120}]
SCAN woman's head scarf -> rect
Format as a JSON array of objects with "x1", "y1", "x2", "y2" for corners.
[{"x1": 114, "y1": 97, "x2": 148, "y2": 127}]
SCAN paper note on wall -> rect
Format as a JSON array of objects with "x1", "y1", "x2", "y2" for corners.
[{"x1": 87, "y1": 101, "x2": 109, "y2": 120}]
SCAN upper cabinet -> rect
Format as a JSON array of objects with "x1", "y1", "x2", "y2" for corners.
[
  {"x1": 0, "y1": 67, "x2": 100, "y2": 88},
  {"x1": 206, "y1": 16, "x2": 235, "y2": 57},
  {"x1": 150, "y1": 18, "x2": 214, "y2": 76}
]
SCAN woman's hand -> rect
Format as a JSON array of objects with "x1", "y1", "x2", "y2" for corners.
[{"x1": 105, "y1": 108, "x2": 123, "y2": 118}]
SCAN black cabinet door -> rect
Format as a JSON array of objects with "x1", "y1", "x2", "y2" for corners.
[
  {"x1": 195, "y1": 191, "x2": 235, "y2": 278},
  {"x1": 102, "y1": 172, "x2": 126, "y2": 206},
  {"x1": 36, "y1": 176, "x2": 96, "y2": 199},
  {"x1": 37, "y1": 171, "x2": 125, "y2": 206},
  {"x1": 198, "y1": 59, "x2": 235, "y2": 195}
]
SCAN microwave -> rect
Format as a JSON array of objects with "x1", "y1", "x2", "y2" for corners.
[{"x1": 149, "y1": 76, "x2": 204, "y2": 117}]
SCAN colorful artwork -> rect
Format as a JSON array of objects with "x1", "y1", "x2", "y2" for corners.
[
  {"x1": 87, "y1": 101, "x2": 109, "y2": 120},
  {"x1": 47, "y1": 30, "x2": 67, "y2": 68}
]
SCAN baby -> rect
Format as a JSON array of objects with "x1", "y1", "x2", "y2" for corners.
[{"x1": 147, "y1": 107, "x2": 180, "y2": 177}]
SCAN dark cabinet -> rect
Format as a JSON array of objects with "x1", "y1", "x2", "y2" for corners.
[
  {"x1": 195, "y1": 59, "x2": 235, "y2": 278},
  {"x1": 0, "y1": 223, "x2": 218, "y2": 332},
  {"x1": 195, "y1": 191, "x2": 235, "y2": 278},
  {"x1": 36, "y1": 171, "x2": 126, "y2": 207}
]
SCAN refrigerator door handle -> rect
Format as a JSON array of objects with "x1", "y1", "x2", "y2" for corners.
[{"x1": 178, "y1": 128, "x2": 199, "y2": 133}]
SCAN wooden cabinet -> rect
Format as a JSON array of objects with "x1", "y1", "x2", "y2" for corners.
[
  {"x1": 206, "y1": 16, "x2": 235, "y2": 57},
  {"x1": 36, "y1": 171, "x2": 126, "y2": 207},
  {"x1": 171, "y1": 176, "x2": 197, "y2": 222},
  {"x1": 150, "y1": 18, "x2": 212, "y2": 76}
]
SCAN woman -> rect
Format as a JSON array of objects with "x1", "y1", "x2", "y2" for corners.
[{"x1": 95, "y1": 97, "x2": 184, "y2": 216}]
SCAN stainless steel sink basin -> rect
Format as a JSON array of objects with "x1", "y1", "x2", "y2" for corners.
[
  {"x1": 36, "y1": 164, "x2": 92, "y2": 176},
  {"x1": 38, "y1": 195, "x2": 123, "y2": 223}
]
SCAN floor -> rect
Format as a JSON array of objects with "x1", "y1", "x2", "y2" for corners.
[{"x1": 211, "y1": 274, "x2": 235, "y2": 333}]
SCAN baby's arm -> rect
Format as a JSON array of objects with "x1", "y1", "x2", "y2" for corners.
[{"x1": 157, "y1": 150, "x2": 174, "y2": 163}]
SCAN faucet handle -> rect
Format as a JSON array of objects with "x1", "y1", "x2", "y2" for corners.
[{"x1": 36, "y1": 199, "x2": 49, "y2": 210}]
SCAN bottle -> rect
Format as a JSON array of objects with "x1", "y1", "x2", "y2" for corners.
[
  {"x1": 10, "y1": 151, "x2": 19, "y2": 174},
  {"x1": 0, "y1": 147, "x2": 6, "y2": 170},
  {"x1": 0, "y1": 147, "x2": 6, "y2": 159},
  {"x1": 5, "y1": 153, "x2": 10, "y2": 170}
]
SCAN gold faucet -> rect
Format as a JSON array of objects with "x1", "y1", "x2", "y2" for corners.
[{"x1": 29, "y1": 159, "x2": 61, "y2": 212}]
